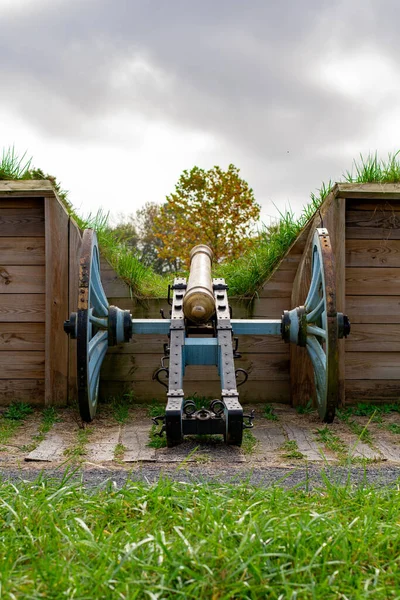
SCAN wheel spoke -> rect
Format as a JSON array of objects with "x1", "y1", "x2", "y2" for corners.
[
  {"x1": 306, "y1": 297, "x2": 324, "y2": 323},
  {"x1": 90, "y1": 255, "x2": 109, "y2": 316},
  {"x1": 88, "y1": 333, "x2": 108, "y2": 403},
  {"x1": 306, "y1": 324, "x2": 326, "y2": 339},
  {"x1": 306, "y1": 335, "x2": 326, "y2": 399},
  {"x1": 89, "y1": 314, "x2": 108, "y2": 329},
  {"x1": 304, "y1": 250, "x2": 321, "y2": 309}
]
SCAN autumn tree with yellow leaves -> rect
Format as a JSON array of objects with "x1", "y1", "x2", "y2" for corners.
[{"x1": 154, "y1": 164, "x2": 260, "y2": 269}]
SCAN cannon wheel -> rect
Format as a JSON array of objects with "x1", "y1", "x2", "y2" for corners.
[
  {"x1": 77, "y1": 229, "x2": 109, "y2": 422},
  {"x1": 304, "y1": 228, "x2": 339, "y2": 423}
]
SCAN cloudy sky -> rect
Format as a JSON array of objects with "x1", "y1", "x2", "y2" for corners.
[{"x1": 1, "y1": 0, "x2": 399, "y2": 224}]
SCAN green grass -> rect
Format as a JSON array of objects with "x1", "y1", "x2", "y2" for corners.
[
  {"x1": 2, "y1": 474, "x2": 400, "y2": 598},
  {"x1": 281, "y1": 439, "x2": 304, "y2": 459},
  {"x1": 241, "y1": 429, "x2": 258, "y2": 454},
  {"x1": 387, "y1": 423, "x2": 400, "y2": 435},
  {"x1": 0, "y1": 402, "x2": 34, "y2": 449},
  {"x1": 314, "y1": 426, "x2": 347, "y2": 459},
  {"x1": 296, "y1": 399, "x2": 315, "y2": 415},
  {"x1": 64, "y1": 426, "x2": 93, "y2": 460},
  {"x1": 337, "y1": 409, "x2": 373, "y2": 445},
  {"x1": 263, "y1": 404, "x2": 278, "y2": 421},
  {"x1": 22, "y1": 407, "x2": 61, "y2": 452},
  {"x1": 113, "y1": 443, "x2": 126, "y2": 462}
]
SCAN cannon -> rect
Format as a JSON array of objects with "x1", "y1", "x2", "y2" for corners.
[{"x1": 64, "y1": 227, "x2": 350, "y2": 446}]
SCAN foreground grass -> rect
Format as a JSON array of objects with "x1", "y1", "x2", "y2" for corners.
[{"x1": 0, "y1": 475, "x2": 399, "y2": 598}]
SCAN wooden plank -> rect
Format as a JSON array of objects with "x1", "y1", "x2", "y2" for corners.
[
  {"x1": 107, "y1": 334, "x2": 289, "y2": 355},
  {"x1": 259, "y1": 270, "x2": 295, "y2": 298},
  {"x1": 101, "y1": 269, "x2": 132, "y2": 297},
  {"x1": 0, "y1": 323, "x2": 45, "y2": 351},
  {"x1": 346, "y1": 267, "x2": 400, "y2": 296},
  {"x1": 252, "y1": 422, "x2": 286, "y2": 453},
  {"x1": 0, "y1": 237, "x2": 45, "y2": 265},
  {"x1": 0, "y1": 265, "x2": 45, "y2": 293},
  {"x1": 99, "y1": 379, "x2": 292, "y2": 403},
  {"x1": 346, "y1": 380, "x2": 400, "y2": 402},
  {"x1": 346, "y1": 239, "x2": 400, "y2": 267},
  {"x1": 25, "y1": 423, "x2": 69, "y2": 461},
  {"x1": 346, "y1": 324, "x2": 400, "y2": 352},
  {"x1": 335, "y1": 182, "x2": 400, "y2": 199},
  {"x1": 0, "y1": 294, "x2": 45, "y2": 322},
  {"x1": 45, "y1": 197, "x2": 69, "y2": 406},
  {"x1": 346, "y1": 296, "x2": 400, "y2": 323},
  {"x1": 282, "y1": 424, "x2": 327, "y2": 461},
  {"x1": 0, "y1": 208, "x2": 45, "y2": 236},
  {"x1": 121, "y1": 423, "x2": 156, "y2": 462},
  {"x1": 0, "y1": 198, "x2": 45, "y2": 209},
  {"x1": 346, "y1": 353, "x2": 400, "y2": 380},
  {"x1": 68, "y1": 220, "x2": 82, "y2": 403},
  {"x1": 85, "y1": 427, "x2": 121, "y2": 462},
  {"x1": 346, "y1": 210, "x2": 400, "y2": 239},
  {"x1": 0, "y1": 352, "x2": 45, "y2": 378},
  {"x1": 346, "y1": 199, "x2": 400, "y2": 211},
  {"x1": 0, "y1": 180, "x2": 54, "y2": 195},
  {"x1": 0, "y1": 379, "x2": 44, "y2": 405},
  {"x1": 100, "y1": 353, "x2": 290, "y2": 381}
]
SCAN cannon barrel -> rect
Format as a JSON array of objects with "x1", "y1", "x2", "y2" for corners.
[{"x1": 183, "y1": 245, "x2": 215, "y2": 323}]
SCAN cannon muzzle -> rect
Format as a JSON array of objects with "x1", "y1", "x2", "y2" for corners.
[{"x1": 183, "y1": 245, "x2": 215, "y2": 323}]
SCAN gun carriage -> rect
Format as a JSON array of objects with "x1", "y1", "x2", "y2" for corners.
[{"x1": 64, "y1": 227, "x2": 350, "y2": 447}]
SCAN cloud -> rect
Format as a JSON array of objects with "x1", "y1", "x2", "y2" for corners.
[{"x1": 1, "y1": 0, "x2": 400, "y2": 217}]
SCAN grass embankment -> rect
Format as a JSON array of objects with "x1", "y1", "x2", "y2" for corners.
[
  {"x1": 0, "y1": 475, "x2": 399, "y2": 598},
  {"x1": 2, "y1": 147, "x2": 400, "y2": 298}
]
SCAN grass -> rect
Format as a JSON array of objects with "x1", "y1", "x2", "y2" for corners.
[
  {"x1": 337, "y1": 410, "x2": 373, "y2": 445},
  {"x1": 296, "y1": 399, "x2": 315, "y2": 415},
  {"x1": 314, "y1": 426, "x2": 347, "y2": 460},
  {"x1": 64, "y1": 425, "x2": 93, "y2": 460},
  {"x1": 3, "y1": 474, "x2": 400, "y2": 597},
  {"x1": 22, "y1": 407, "x2": 61, "y2": 452},
  {"x1": 241, "y1": 429, "x2": 258, "y2": 454},
  {"x1": 0, "y1": 402, "x2": 33, "y2": 449},
  {"x1": 281, "y1": 439, "x2": 304, "y2": 459},
  {"x1": 263, "y1": 404, "x2": 278, "y2": 421},
  {"x1": 387, "y1": 423, "x2": 400, "y2": 435},
  {"x1": 113, "y1": 443, "x2": 126, "y2": 462}
]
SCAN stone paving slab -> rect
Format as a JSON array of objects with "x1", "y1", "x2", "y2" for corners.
[
  {"x1": 345, "y1": 437, "x2": 383, "y2": 461},
  {"x1": 121, "y1": 424, "x2": 156, "y2": 462}
]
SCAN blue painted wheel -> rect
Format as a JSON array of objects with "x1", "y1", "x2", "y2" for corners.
[
  {"x1": 77, "y1": 230, "x2": 109, "y2": 422},
  {"x1": 304, "y1": 228, "x2": 339, "y2": 423}
]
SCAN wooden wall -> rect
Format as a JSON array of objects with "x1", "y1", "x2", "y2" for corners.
[
  {"x1": 0, "y1": 196, "x2": 46, "y2": 404},
  {"x1": 344, "y1": 190, "x2": 400, "y2": 402}
]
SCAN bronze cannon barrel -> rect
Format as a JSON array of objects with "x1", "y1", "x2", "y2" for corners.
[{"x1": 183, "y1": 245, "x2": 215, "y2": 323}]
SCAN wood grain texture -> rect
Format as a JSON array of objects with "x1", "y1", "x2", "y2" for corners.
[
  {"x1": 0, "y1": 208, "x2": 45, "y2": 236},
  {"x1": 335, "y1": 182, "x2": 400, "y2": 199},
  {"x1": 0, "y1": 379, "x2": 45, "y2": 405},
  {"x1": 0, "y1": 294, "x2": 45, "y2": 322},
  {"x1": 68, "y1": 219, "x2": 82, "y2": 403},
  {"x1": 346, "y1": 267, "x2": 400, "y2": 295},
  {"x1": 0, "y1": 180, "x2": 54, "y2": 195},
  {"x1": 0, "y1": 352, "x2": 45, "y2": 378},
  {"x1": 346, "y1": 199, "x2": 400, "y2": 211},
  {"x1": 99, "y1": 379, "x2": 291, "y2": 403},
  {"x1": 345, "y1": 324, "x2": 400, "y2": 352},
  {"x1": 0, "y1": 198, "x2": 45, "y2": 209},
  {"x1": 346, "y1": 239, "x2": 400, "y2": 267},
  {"x1": 346, "y1": 353, "x2": 400, "y2": 380},
  {"x1": 346, "y1": 210, "x2": 400, "y2": 239},
  {"x1": 0, "y1": 237, "x2": 45, "y2": 265},
  {"x1": 100, "y1": 353, "x2": 290, "y2": 381},
  {"x1": 345, "y1": 296, "x2": 400, "y2": 323},
  {"x1": 45, "y1": 197, "x2": 69, "y2": 405},
  {"x1": 0, "y1": 323, "x2": 45, "y2": 351},
  {"x1": 346, "y1": 380, "x2": 400, "y2": 401},
  {"x1": 0, "y1": 265, "x2": 45, "y2": 293}
]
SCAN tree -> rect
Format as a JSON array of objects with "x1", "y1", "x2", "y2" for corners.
[{"x1": 153, "y1": 164, "x2": 260, "y2": 268}]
